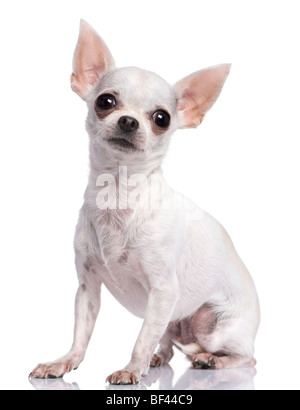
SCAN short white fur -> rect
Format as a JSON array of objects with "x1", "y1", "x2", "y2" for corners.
[{"x1": 30, "y1": 20, "x2": 260, "y2": 384}]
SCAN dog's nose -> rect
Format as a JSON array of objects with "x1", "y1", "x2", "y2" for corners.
[{"x1": 118, "y1": 116, "x2": 139, "y2": 133}]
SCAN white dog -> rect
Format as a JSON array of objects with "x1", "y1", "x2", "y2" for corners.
[{"x1": 30, "y1": 20, "x2": 260, "y2": 384}]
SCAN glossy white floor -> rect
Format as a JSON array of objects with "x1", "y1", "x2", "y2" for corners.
[{"x1": 28, "y1": 356, "x2": 257, "y2": 391}]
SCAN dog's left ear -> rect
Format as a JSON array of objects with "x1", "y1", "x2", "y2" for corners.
[
  {"x1": 175, "y1": 64, "x2": 231, "y2": 128},
  {"x1": 71, "y1": 20, "x2": 115, "y2": 100}
]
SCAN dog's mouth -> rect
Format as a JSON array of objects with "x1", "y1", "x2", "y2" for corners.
[{"x1": 108, "y1": 137, "x2": 138, "y2": 152}]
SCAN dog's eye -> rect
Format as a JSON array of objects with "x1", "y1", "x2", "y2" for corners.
[
  {"x1": 152, "y1": 110, "x2": 171, "y2": 128},
  {"x1": 96, "y1": 94, "x2": 116, "y2": 110}
]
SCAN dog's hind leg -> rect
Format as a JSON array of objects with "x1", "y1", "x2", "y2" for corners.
[
  {"x1": 150, "y1": 322, "x2": 180, "y2": 367},
  {"x1": 189, "y1": 303, "x2": 257, "y2": 370},
  {"x1": 191, "y1": 352, "x2": 256, "y2": 370}
]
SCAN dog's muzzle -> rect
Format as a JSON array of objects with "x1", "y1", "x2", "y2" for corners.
[{"x1": 118, "y1": 116, "x2": 139, "y2": 134}]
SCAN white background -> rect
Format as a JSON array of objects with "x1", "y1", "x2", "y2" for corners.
[{"x1": 0, "y1": 0, "x2": 299, "y2": 390}]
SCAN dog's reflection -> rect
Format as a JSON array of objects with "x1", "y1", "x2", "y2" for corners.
[
  {"x1": 29, "y1": 378, "x2": 80, "y2": 391},
  {"x1": 29, "y1": 365, "x2": 256, "y2": 391},
  {"x1": 142, "y1": 365, "x2": 256, "y2": 390},
  {"x1": 173, "y1": 367, "x2": 256, "y2": 390}
]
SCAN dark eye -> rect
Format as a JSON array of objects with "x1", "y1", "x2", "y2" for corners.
[
  {"x1": 152, "y1": 110, "x2": 171, "y2": 128},
  {"x1": 96, "y1": 94, "x2": 116, "y2": 110}
]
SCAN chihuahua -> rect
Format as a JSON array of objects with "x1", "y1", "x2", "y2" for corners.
[{"x1": 30, "y1": 20, "x2": 260, "y2": 384}]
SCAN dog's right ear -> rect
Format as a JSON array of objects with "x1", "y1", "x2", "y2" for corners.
[{"x1": 71, "y1": 20, "x2": 115, "y2": 100}]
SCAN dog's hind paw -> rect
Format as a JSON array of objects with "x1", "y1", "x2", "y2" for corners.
[
  {"x1": 192, "y1": 353, "x2": 217, "y2": 370},
  {"x1": 150, "y1": 354, "x2": 163, "y2": 368},
  {"x1": 150, "y1": 347, "x2": 174, "y2": 368}
]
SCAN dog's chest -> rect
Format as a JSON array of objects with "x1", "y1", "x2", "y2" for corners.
[
  {"x1": 94, "y1": 211, "x2": 137, "y2": 263},
  {"x1": 90, "y1": 211, "x2": 150, "y2": 316}
]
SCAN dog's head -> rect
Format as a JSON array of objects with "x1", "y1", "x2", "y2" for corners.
[{"x1": 71, "y1": 20, "x2": 230, "y2": 161}]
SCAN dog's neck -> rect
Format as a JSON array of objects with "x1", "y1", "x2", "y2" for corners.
[
  {"x1": 88, "y1": 141, "x2": 164, "y2": 183},
  {"x1": 85, "y1": 141, "x2": 167, "y2": 213}
]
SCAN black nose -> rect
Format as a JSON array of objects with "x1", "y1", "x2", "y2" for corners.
[{"x1": 118, "y1": 116, "x2": 139, "y2": 133}]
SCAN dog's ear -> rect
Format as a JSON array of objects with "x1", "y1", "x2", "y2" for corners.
[
  {"x1": 175, "y1": 64, "x2": 231, "y2": 128},
  {"x1": 71, "y1": 20, "x2": 115, "y2": 99}
]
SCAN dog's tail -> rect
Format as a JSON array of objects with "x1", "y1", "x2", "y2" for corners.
[{"x1": 173, "y1": 339, "x2": 205, "y2": 358}]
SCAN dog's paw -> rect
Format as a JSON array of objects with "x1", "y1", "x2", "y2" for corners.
[
  {"x1": 29, "y1": 354, "x2": 81, "y2": 379},
  {"x1": 150, "y1": 354, "x2": 163, "y2": 368},
  {"x1": 106, "y1": 370, "x2": 140, "y2": 385},
  {"x1": 29, "y1": 362, "x2": 71, "y2": 379},
  {"x1": 150, "y1": 348, "x2": 174, "y2": 368},
  {"x1": 192, "y1": 353, "x2": 217, "y2": 370}
]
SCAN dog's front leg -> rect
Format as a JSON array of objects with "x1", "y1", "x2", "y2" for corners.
[
  {"x1": 30, "y1": 251, "x2": 102, "y2": 379},
  {"x1": 107, "y1": 279, "x2": 179, "y2": 385}
]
